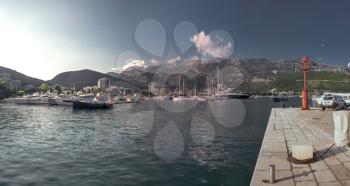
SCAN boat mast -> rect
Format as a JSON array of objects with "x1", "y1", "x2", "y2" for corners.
[
  {"x1": 217, "y1": 66, "x2": 220, "y2": 95},
  {"x1": 178, "y1": 75, "x2": 181, "y2": 96},
  {"x1": 194, "y1": 84, "x2": 197, "y2": 97},
  {"x1": 182, "y1": 77, "x2": 185, "y2": 96},
  {"x1": 207, "y1": 76, "x2": 209, "y2": 96},
  {"x1": 217, "y1": 66, "x2": 219, "y2": 90}
]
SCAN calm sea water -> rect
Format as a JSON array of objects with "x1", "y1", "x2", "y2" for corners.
[{"x1": 0, "y1": 97, "x2": 300, "y2": 186}]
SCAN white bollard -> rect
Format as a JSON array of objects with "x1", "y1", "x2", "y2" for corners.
[
  {"x1": 292, "y1": 144, "x2": 313, "y2": 160},
  {"x1": 333, "y1": 111, "x2": 349, "y2": 147}
]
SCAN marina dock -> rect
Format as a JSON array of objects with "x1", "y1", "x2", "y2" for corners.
[{"x1": 251, "y1": 108, "x2": 350, "y2": 186}]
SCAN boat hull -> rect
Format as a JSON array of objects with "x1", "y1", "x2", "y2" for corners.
[
  {"x1": 48, "y1": 98, "x2": 73, "y2": 106},
  {"x1": 73, "y1": 101, "x2": 113, "y2": 109},
  {"x1": 227, "y1": 94, "x2": 251, "y2": 99},
  {"x1": 272, "y1": 97, "x2": 289, "y2": 102},
  {"x1": 15, "y1": 98, "x2": 48, "y2": 105}
]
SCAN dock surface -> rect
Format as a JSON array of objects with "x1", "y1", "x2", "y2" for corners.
[{"x1": 251, "y1": 108, "x2": 350, "y2": 186}]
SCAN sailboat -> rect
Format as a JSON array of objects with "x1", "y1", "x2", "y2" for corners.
[
  {"x1": 209, "y1": 66, "x2": 251, "y2": 100},
  {"x1": 173, "y1": 75, "x2": 190, "y2": 101},
  {"x1": 191, "y1": 85, "x2": 206, "y2": 101}
]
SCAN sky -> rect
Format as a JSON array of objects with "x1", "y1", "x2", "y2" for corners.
[{"x1": 0, "y1": 0, "x2": 350, "y2": 80}]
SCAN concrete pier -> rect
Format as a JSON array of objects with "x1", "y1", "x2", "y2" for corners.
[{"x1": 251, "y1": 108, "x2": 350, "y2": 186}]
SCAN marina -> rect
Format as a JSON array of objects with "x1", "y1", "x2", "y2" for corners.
[
  {"x1": 0, "y1": 1, "x2": 348, "y2": 185},
  {"x1": 0, "y1": 97, "x2": 286, "y2": 185}
]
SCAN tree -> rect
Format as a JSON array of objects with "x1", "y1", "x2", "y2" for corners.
[
  {"x1": 17, "y1": 90, "x2": 26, "y2": 97},
  {"x1": 0, "y1": 80, "x2": 14, "y2": 99},
  {"x1": 54, "y1": 84, "x2": 62, "y2": 94},
  {"x1": 39, "y1": 83, "x2": 49, "y2": 93}
]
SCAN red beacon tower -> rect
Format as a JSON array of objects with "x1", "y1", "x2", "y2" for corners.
[{"x1": 301, "y1": 56, "x2": 309, "y2": 110}]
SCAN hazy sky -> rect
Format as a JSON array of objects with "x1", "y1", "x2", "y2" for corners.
[{"x1": 0, "y1": 0, "x2": 349, "y2": 80}]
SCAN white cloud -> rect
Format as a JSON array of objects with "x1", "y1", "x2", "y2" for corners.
[
  {"x1": 122, "y1": 59, "x2": 146, "y2": 70},
  {"x1": 186, "y1": 55, "x2": 200, "y2": 61},
  {"x1": 167, "y1": 56, "x2": 181, "y2": 65},
  {"x1": 190, "y1": 31, "x2": 232, "y2": 59},
  {"x1": 111, "y1": 59, "x2": 146, "y2": 72},
  {"x1": 148, "y1": 58, "x2": 160, "y2": 66}
]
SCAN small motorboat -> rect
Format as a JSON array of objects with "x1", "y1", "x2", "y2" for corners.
[
  {"x1": 73, "y1": 101, "x2": 113, "y2": 109},
  {"x1": 272, "y1": 96, "x2": 289, "y2": 102},
  {"x1": 73, "y1": 93, "x2": 113, "y2": 109}
]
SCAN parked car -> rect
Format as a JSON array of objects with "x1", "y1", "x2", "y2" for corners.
[
  {"x1": 315, "y1": 93, "x2": 334, "y2": 106},
  {"x1": 321, "y1": 95, "x2": 347, "y2": 110},
  {"x1": 341, "y1": 95, "x2": 350, "y2": 107}
]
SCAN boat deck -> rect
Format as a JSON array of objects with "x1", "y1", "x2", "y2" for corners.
[{"x1": 251, "y1": 108, "x2": 350, "y2": 186}]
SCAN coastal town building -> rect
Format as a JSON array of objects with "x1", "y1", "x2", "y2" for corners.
[
  {"x1": 108, "y1": 86, "x2": 132, "y2": 96},
  {"x1": 83, "y1": 86, "x2": 99, "y2": 93},
  {"x1": 97, "y1": 78, "x2": 111, "y2": 90}
]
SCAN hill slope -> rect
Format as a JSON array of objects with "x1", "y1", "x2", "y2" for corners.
[
  {"x1": 49, "y1": 69, "x2": 139, "y2": 90},
  {"x1": 240, "y1": 71, "x2": 350, "y2": 93},
  {"x1": 0, "y1": 66, "x2": 44, "y2": 86}
]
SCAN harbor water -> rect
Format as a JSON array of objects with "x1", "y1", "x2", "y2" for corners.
[{"x1": 0, "y1": 97, "x2": 300, "y2": 186}]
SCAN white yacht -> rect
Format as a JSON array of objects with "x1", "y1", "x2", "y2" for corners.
[
  {"x1": 14, "y1": 93, "x2": 48, "y2": 105},
  {"x1": 73, "y1": 93, "x2": 113, "y2": 109},
  {"x1": 48, "y1": 94, "x2": 74, "y2": 106}
]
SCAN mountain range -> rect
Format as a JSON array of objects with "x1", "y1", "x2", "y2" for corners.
[
  {"x1": 109, "y1": 58, "x2": 349, "y2": 92},
  {"x1": 1, "y1": 58, "x2": 349, "y2": 93}
]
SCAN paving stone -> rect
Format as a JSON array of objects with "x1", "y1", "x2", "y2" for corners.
[
  {"x1": 295, "y1": 180, "x2": 317, "y2": 186},
  {"x1": 313, "y1": 169, "x2": 337, "y2": 183},
  {"x1": 310, "y1": 160, "x2": 328, "y2": 171},
  {"x1": 323, "y1": 155, "x2": 342, "y2": 166},
  {"x1": 250, "y1": 170, "x2": 294, "y2": 186},
  {"x1": 329, "y1": 164, "x2": 350, "y2": 181},
  {"x1": 344, "y1": 162, "x2": 350, "y2": 170},
  {"x1": 261, "y1": 142, "x2": 287, "y2": 153},
  {"x1": 255, "y1": 152, "x2": 290, "y2": 171},
  {"x1": 319, "y1": 181, "x2": 342, "y2": 186},
  {"x1": 292, "y1": 167, "x2": 315, "y2": 182},
  {"x1": 341, "y1": 179, "x2": 350, "y2": 186}
]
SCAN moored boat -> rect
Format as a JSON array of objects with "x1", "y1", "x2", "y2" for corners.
[
  {"x1": 173, "y1": 96, "x2": 191, "y2": 101},
  {"x1": 14, "y1": 93, "x2": 48, "y2": 105},
  {"x1": 113, "y1": 96, "x2": 139, "y2": 104},
  {"x1": 73, "y1": 101, "x2": 113, "y2": 109},
  {"x1": 227, "y1": 92, "x2": 251, "y2": 99},
  {"x1": 272, "y1": 96, "x2": 289, "y2": 102},
  {"x1": 48, "y1": 94, "x2": 74, "y2": 106},
  {"x1": 73, "y1": 93, "x2": 113, "y2": 109}
]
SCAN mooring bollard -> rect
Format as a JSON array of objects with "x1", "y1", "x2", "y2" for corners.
[{"x1": 269, "y1": 164, "x2": 275, "y2": 184}]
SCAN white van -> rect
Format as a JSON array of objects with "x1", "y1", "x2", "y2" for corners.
[
  {"x1": 315, "y1": 92, "x2": 350, "y2": 108},
  {"x1": 315, "y1": 93, "x2": 334, "y2": 106}
]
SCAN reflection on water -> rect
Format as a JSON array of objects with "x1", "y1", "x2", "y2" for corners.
[
  {"x1": 208, "y1": 99, "x2": 246, "y2": 128},
  {"x1": 151, "y1": 99, "x2": 198, "y2": 112},
  {"x1": 0, "y1": 97, "x2": 300, "y2": 186}
]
